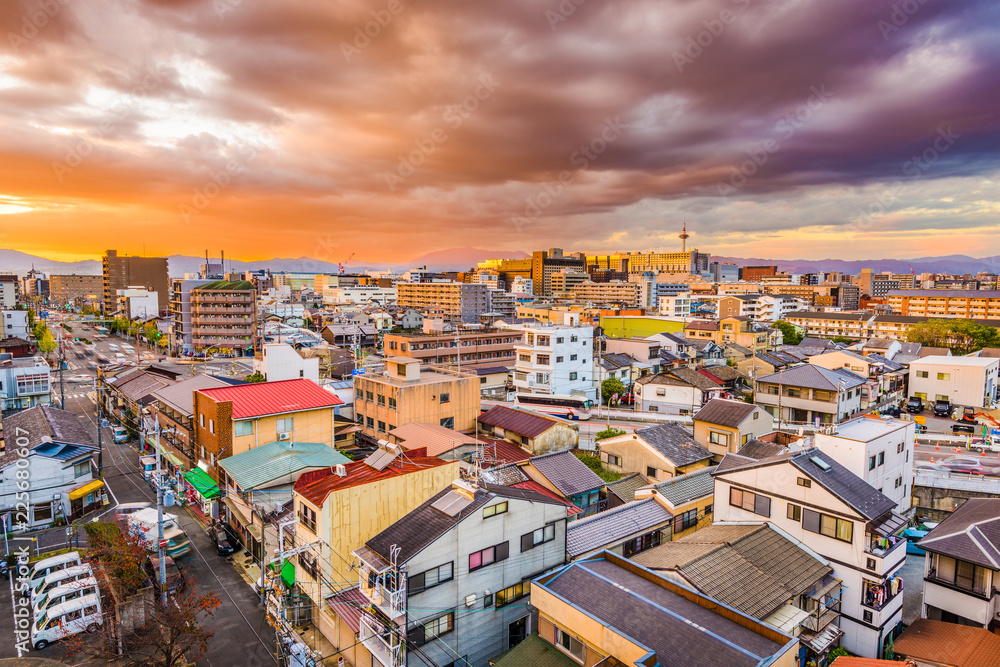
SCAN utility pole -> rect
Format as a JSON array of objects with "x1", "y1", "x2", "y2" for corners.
[
  {"x1": 153, "y1": 414, "x2": 168, "y2": 606},
  {"x1": 96, "y1": 367, "x2": 103, "y2": 480},
  {"x1": 57, "y1": 326, "x2": 66, "y2": 409}
]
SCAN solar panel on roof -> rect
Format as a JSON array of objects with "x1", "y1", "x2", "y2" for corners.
[
  {"x1": 810, "y1": 456, "x2": 831, "y2": 472},
  {"x1": 431, "y1": 491, "x2": 474, "y2": 516}
]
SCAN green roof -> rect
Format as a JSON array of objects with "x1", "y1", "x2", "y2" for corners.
[
  {"x1": 491, "y1": 633, "x2": 580, "y2": 667},
  {"x1": 193, "y1": 280, "x2": 255, "y2": 291},
  {"x1": 218, "y1": 441, "x2": 350, "y2": 490},
  {"x1": 183, "y1": 468, "x2": 221, "y2": 499},
  {"x1": 269, "y1": 558, "x2": 295, "y2": 589}
]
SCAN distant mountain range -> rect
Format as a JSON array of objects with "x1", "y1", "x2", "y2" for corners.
[{"x1": 1, "y1": 248, "x2": 996, "y2": 277}]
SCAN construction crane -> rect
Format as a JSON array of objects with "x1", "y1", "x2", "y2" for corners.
[{"x1": 338, "y1": 252, "x2": 355, "y2": 275}]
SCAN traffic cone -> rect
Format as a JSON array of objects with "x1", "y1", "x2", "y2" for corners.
[
  {"x1": 982, "y1": 449, "x2": 986, "y2": 456},
  {"x1": 930, "y1": 457, "x2": 934, "y2": 463},
  {"x1": 935, "y1": 443, "x2": 940, "y2": 450}
]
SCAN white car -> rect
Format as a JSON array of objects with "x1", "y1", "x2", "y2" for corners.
[{"x1": 66, "y1": 375, "x2": 92, "y2": 383}]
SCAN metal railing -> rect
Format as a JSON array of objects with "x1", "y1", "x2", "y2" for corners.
[
  {"x1": 360, "y1": 614, "x2": 404, "y2": 667},
  {"x1": 864, "y1": 534, "x2": 906, "y2": 558}
]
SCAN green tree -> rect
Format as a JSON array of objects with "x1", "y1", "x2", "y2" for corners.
[
  {"x1": 37, "y1": 326, "x2": 57, "y2": 358},
  {"x1": 595, "y1": 427, "x2": 626, "y2": 441},
  {"x1": 601, "y1": 377, "x2": 626, "y2": 404},
  {"x1": 244, "y1": 371, "x2": 266, "y2": 383},
  {"x1": 773, "y1": 320, "x2": 803, "y2": 345},
  {"x1": 831, "y1": 335, "x2": 853, "y2": 345},
  {"x1": 907, "y1": 318, "x2": 1000, "y2": 354}
]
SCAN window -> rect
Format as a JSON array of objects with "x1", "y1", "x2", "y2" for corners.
[
  {"x1": 388, "y1": 397, "x2": 397, "y2": 409},
  {"x1": 556, "y1": 337, "x2": 564, "y2": 344},
  {"x1": 440, "y1": 417, "x2": 454, "y2": 429},
  {"x1": 200, "y1": 413, "x2": 205, "y2": 428},
  {"x1": 277, "y1": 417, "x2": 294, "y2": 432},
  {"x1": 623, "y1": 530, "x2": 662, "y2": 556},
  {"x1": 494, "y1": 582, "x2": 528, "y2": 607},
  {"x1": 377, "y1": 395, "x2": 385, "y2": 406},
  {"x1": 605, "y1": 453, "x2": 622, "y2": 467},
  {"x1": 408, "y1": 562, "x2": 453, "y2": 594},
  {"x1": 932, "y1": 555, "x2": 988, "y2": 595},
  {"x1": 802, "y1": 508, "x2": 853, "y2": 543},
  {"x1": 796, "y1": 477, "x2": 811, "y2": 488},
  {"x1": 674, "y1": 509, "x2": 697, "y2": 533},
  {"x1": 209, "y1": 419, "x2": 215, "y2": 434},
  {"x1": 377, "y1": 420, "x2": 386, "y2": 433},
  {"x1": 300, "y1": 552, "x2": 319, "y2": 579},
  {"x1": 869, "y1": 456, "x2": 876, "y2": 471},
  {"x1": 916, "y1": 370, "x2": 928, "y2": 378},
  {"x1": 366, "y1": 391, "x2": 374, "y2": 401},
  {"x1": 646, "y1": 466, "x2": 659, "y2": 480},
  {"x1": 753, "y1": 412, "x2": 759, "y2": 420},
  {"x1": 556, "y1": 356, "x2": 564, "y2": 363},
  {"x1": 570, "y1": 335, "x2": 579, "y2": 342},
  {"x1": 520, "y1": 525, "x2": 555, "y2": 552},
  {"x1": 937, "y1": 372, "x2": 950, "y2": 381},
  {"x1": 786, "y1": 388, "x2": 800, "y2": 398},
  {"x1": 569, "y1": 372, "x2": 578, "y2": 381},
  {"x1": 555, "y1": 627, "x2": 585, "y2": 662},
  {"x1": 73, "y1": 462, "x2": 90, "y2": 478},
  {"x1": 519, "y1": 354, "x2": 531, "y2": 363},
  {"x1": 32, "y1": 503, "x2": 53, "y2": 522},
  {"x1": 570, "y1": 354, "x2": 577, "y2": 361},
  {"x1": 410, "y1": 613, "x2": 454, "y2": 645},
  {"x1": 536, "y1": 355, "x2": 550, "y2": 366},
  {"x1": 729, "y1": 487, "x2": 770, "y2": 517},
  {"x1": 234, "y1": 421, "x2": 253, "y2": 437},
  {"x1": 298, "y1": 504, "x2": 317, "y2": 533},
  {"x1": 469, "y1": 542, "x2": 508, "y2": 571},
  {"x1": 709, "y1": 431, "x2": 729, "y2": 446},
  {"x1": 897, "y1": 441, "x2": 904, "y2": 453},
  {"x1": 483, "y1": 502, "x2": 507, "y2": 518},
  {"x1": 877, "y1": 452, "x2": 885, "y2": 466},
  {"x1": 366, "y1": 416, "x2": 374, "y2": 428},
  {"x1": 656, "y1": 388, "x2": 666, "y2": 396},
  {"x1": 787, "y1": 503, "x2": 801, "y2": 521},
  {"x1": 440, "y1": 393, "x2": 450, "y2": 404},
  {"x1": 355, "y1": 388, "x2": 363, "y2": 399}
]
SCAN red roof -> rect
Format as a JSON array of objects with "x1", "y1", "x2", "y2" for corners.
[
  {"x1": 511, "y1": 480, "x2": 583, "y2": 516},
  {"x1": 696, "y1": 369, "x2": 724, "y2": 385},
  {"x1": 327, "y1": 587, "x2": 367, "y2": 634},
  {"x1": 196, "y1": 379, "x2": 342, "y2": 419},
  {"x1": 477, "y1": 436, "x2": 531, "y2": 466},
  {"x1": 295, "y1": 447, "x2": 454, "y2": 506},
  {"x1": 478, "y1": 405, "x2": 559, "y2": 438}
]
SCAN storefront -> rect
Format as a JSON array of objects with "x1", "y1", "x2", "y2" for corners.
[
  {"x1": 182, "y1": 468, "x2": 221, "y2": 518},
  {"x1": 222, "y1": 497, "x2": 264, "y2": 562},
  {"x1": 68, "y1": 479, "x2": 106, "y2": 520}
]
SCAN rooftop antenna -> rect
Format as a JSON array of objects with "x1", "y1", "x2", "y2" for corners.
[{"x1": 679, "y1": 223, "x2": 690, "y2": 254}]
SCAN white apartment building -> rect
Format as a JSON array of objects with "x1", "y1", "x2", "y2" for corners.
[
  {"x1": 713, "y1": 448, "x2": 906, "y2": 659},
  {"x1": 322, "y1": 285, "x2": 396, "y2": 305},
  {"x1": 658, "y1": 292, "x2": 691, "y2": 317},
  {"x1": 512, "y1": 320, "x2": 596, "y2": 400},
  {"x1": 755, "y1": 294, "x2": 808, "y2": 323},
  {"x1": 1, "y1": 309, "x2": 29, "y2": 339},
  {"x1": 510, "y1": 276, "x2": 533, "y2": 295},
  {"x1": 253, "y1": 343, "x2": 320, "y2": 383},
  {"x1": 116, "y1": 287, "x2": 159, "y2": 319},
  {"x1": 813, "y1": 417, "x2": 916, "y2": 514},
  {"x1": 908, "y1": 355, "x2": 999, "y2": 408},
  {"x1": 0, "y1": 277, "x2": 16, "y2": 308}
]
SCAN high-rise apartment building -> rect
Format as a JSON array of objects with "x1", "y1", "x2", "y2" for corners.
[
  {"x1": 887, "y1": 290, "x2": 1000, "y2": 320},
  {"x1": 531, "y1": 248, "x2": 587, "y2": 295},
  {"x1": 739, "y1": 265, "x2": 778, "y2": 281},
  {"x1": 189, "y1": 280, "x2": 257, "y2": 354},
  {"x1": 101, "y1": 249, "x2": 169, "y2": 314},
  {"x1": 396, "y1": 282, "x2": 490, "y2": 323},
  {"x1": 49, "y1": 274, "x2": 102, "y2": 306}
]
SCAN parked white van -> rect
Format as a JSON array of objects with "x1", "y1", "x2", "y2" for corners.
[
  {"x1": 27, "y1": 552, "x2": 81, "y2": 593},
  {"x1": 31, "y1": 564, "x2": 93, "y2": 604},
  {"x1": 33, "y1": 576, "x2": 99, "y2": 618},
  {"x1": 113, "y1": 502, "x2": 153, "y2": 518},
  {"x1": 32, "y1": 593, "x2": 103, "y2": 650}
]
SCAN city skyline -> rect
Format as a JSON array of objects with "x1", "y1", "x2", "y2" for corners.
[{"x1": 0, "y1": 0, "x2": 997, "y2": 262}]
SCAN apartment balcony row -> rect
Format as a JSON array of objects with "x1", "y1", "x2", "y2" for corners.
[
  {"x1": 191, "y1": 325, "x2": 254, "y2": 334},
  {"x1": 192, "y1": 338, "x2": 251, "y2": 347},
  {"x1": 192, "y1": 294, "x2": 253, "y2": 302},
  {"x1": 192, "y1": 305, "x2": 254, "y2": 315}
]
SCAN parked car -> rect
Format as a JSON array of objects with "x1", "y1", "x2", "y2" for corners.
[
  {"x1": 880, "y1": 404, "x2": 902, "y2": 418},
  {"x1": 934, "y1": 400, "x2": 952, "y2": 417},
  {"x1": 112, "y1": 426, "x2": 129, "y2": 444},
  {"x1": 905, "y1": 397, "x2": 923, "y2": 413},
  {"x1": 207, "y1": 526, "x2": 235, "y2": 556},
  {"x1": 938, "y1": 456, "x2": 985, "y2": 475},
  {"x1": 144, "y1": 556, "x2": 186, "y2": 595}
]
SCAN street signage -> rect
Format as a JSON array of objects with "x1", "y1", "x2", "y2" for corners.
[
  {"x1": 351, "y1": 368, "x2": 366, "y2": 376},
  {"x1": 159, "y1": 539, "x2": 168, "y2": 549}
]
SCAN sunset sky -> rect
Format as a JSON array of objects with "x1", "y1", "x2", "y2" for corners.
[{"x1": 1, "y1": 0, "x2": 998, "y2": 264}]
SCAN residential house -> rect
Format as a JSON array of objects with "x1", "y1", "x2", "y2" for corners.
[
  {"x1": 646, "y1": 331, "x2": 699, "y2": 364},
  {"x1": 908, "y1": 355, "x2": 999, "y2": 408},
  {"x1": 473, "y1": 366, "x2": 510, "y2": 398},
  {"x1": 0, "y1": 337, "x2": 34, "y2": 358},
  {"x1": 634, "y1": 367, "x2": 726, "y2": 414},
  {"x1": 354, "y1": 357, "x2": 480, "y2": 444},
  {"x1": 917, "y1": 498, "x2": 1000, "y2": 629},
  {"x1": 692, "y1": 398, "x2": 774, "y2": 461},
  {"x1": 1, "y1": 310, "x2": 29, "y2": 339},
  {"x1": 713, "y1": 447, "x2": 907, "y2": 658},
  {"x1": 477, "y1": 405, "x2": 578, "y2": 454},
  {"x1": 685, "y1": 316, "x2": 769, "y2": 351},
  {"x1": 596, "y1": 353, "x2": 639, "y2": 389},
  {"x1": 511, "y1": 321, "x2": 596, "y2": 400},
  {"x1": 737, "y1": 351, "x2": 795, "y2": 380},
  {"x1": 602, "y1": 337, "x2": 662, "y2": 377},
  {"x1": 722, "y1": 342, "x2": 754, "y2": 363},
  {"x1": 634, "y1": 465, "x2": 717, "y2": 541},
  {"x1": 597, "y1": 422, "x2": 713, "y2": 482},
  {"x1": 605, "y1": 473, "x2": 649, "y2": 508},
  {"x1": 253, "y1": 343, "x2": 320, "y2": 382},
  {"x1": 388, "y1": 421, "x2": 481, "y2": 460},
  {"x1": 218, "y1": 440, "x2": 349, "y2": 565},
  {"x1": 813, "y1": 416, "x2": 916, "y2": 514},
  {"x1": 894, "y1": 618, "x2": 1000, "y2": 666},
  {"x1": 630, "y1": 523, "x2": 843, "y2": 665},
  {"x1": 809, "y1": 349, "x2": 906, "y2": 410},
  {"x1": 521, "y1": 449, "x2": 605, "y2": 518},
  {"x1": 686, "y1": 339, "x2": 728, "y2": 366},
  {"x1": 513, "y1": 551, "x2": 798, "y2": 667},
  {"x1": 755, "y1": 364, "x2": 866, "y2": 425},
  {"x1": 292, "y1": 445, "x2": 463, "y2": 646},
  {"x1": 565, "y1": 497, "x2": 675, "y2": 560},
  {"x1": 346, "y1": 480, "x2": 569, "y2": 667},
  {"x1": 0, "y1": 355, "x2": 51, "y2": 411},
  {"x1": 104, "y1": 366, "x2": 177, "y2": 433},
  {"x1": 478, "y1": 463, "x2": 585, "y2": 519},
  {"x1": 1, "y1": 406, "x2": 101, "y2": 526},
  {"x1": 700, "y1": 364, "x2": 747, "y2": 394},
  {"x1": 150, "y1": 374, "x2": 241, "y2": 470},
  {"x1": 321, "y1": 322, "x2": 376, "y2": 347},
  {"x1": 193, "y1": 378, "x2": 343, "y2": 481}
]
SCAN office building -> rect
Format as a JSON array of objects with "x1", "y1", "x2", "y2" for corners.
[
  {"x1": 396, "y1": 282, "x2": 490, "y2": 323},
  {"x1": 48, "y1": 274, "x2": 102, "y2": 307},
  {"x1": 101, "y1": 249, "x2": 169, "y2": 314}
]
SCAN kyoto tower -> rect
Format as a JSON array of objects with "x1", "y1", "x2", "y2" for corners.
[{"x1": 679, "y1": 223, "x2": 690, "y2": 253}]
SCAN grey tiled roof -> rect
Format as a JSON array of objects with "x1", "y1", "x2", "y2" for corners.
[
  {"x1": 866, "y1": 353, "x2": 905, "y2": 372},
  {"x1": 632, "y1": 524, "x2": 833, "y2": 620},
  {"x1": 529, "y1": 450, "x2": 604, "y2": 497},
  {"x1": 756, "y1": 363, "x2": 865, "y2": 391},
  {"x1": 635, "y1": 423, "x2": 713, "y2": 467},
  {"x1": 736, "y1": 439, "x2": 787, "y2": 460},
  {"x1": 667, "y1": 366, "x2": 724, "y2": 391},
  {"x1": 606, "y1": 473, "x2": 649, "y2": 503},
  {"x1": 479, "y1": 462, "x2": 529, "y2": 486},
  {"x1": 693, "y1": 399, "x2": 757, "y2": 429},
  {"x1": 651, "y1": 466, "x2": 717, "y2": 507},
  {"x1": 566, "y1": 498, "x2": 673, "y2": 558},
  {"x1": 918, "y1": 498, "x2": 1000, "y2": 569},
  {"x1": 1, "y1": 406, "x2": 96, "y2": 469}
]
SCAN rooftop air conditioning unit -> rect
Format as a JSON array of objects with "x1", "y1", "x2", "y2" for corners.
[
  {"x1": 278, "y1": 432, "x2": 291, "y2": 441},
  {"x1": 334, "y1": 464, "x2": 347, "y2": 477}
]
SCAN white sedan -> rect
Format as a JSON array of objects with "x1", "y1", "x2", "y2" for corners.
[{"x1": 66, "y1": 374, "x2": 93, "y2": 383}]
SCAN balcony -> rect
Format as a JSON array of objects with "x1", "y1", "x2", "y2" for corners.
[
  {"x1": 359, "y1": 568, "x2": 406, "y2": 620},
  {"x1": 861, "y1": 574, "x2": 903, "y2": 611},
  {"x1": 360, "y1": 613, "x2": 404, "y2": 667},
  {"x1": 864, "y1": 532, "x2": 906, "y2": 559}
]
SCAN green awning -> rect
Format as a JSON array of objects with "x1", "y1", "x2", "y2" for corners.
[
  {"x1": 163, "y1": 452, "x2": 185, "y2": 469},
  {"x1": 269, "y1": 559, "x2": 295, "y2": 589},
  {"x1": 183, "y1": 468, "x2": 221, "y2": 499}
]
